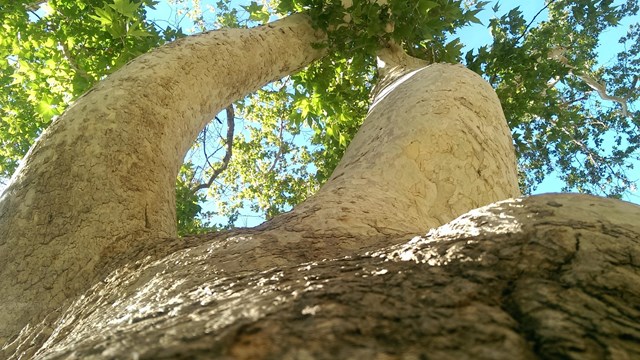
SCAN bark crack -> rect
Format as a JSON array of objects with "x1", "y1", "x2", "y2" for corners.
[{"x1": 144, "y1": 206, "x2": 151, "y2": 229}]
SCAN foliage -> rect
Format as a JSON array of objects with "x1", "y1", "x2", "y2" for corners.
[
  {"x1": 176, "y1": 162, "x2": 216, "y2": 235},
  {"x1": 0, "y1": 0, "x2": 168, "y2": 179},
  {"x1": 465, "y1": 0, "x2": 639, "y2": 195},
  {"x1": 212, "y1": 82, "x2": 318, "y2": 222}
]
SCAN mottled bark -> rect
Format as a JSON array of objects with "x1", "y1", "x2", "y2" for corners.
[
  {"x1": 3, "y1": 194, "x2": 639, "y2": 360},
  {"x1": 0, "y1": 14, "x2": 324, "y2": 344},
  {"x1": 1, "y1": 11, "x2": 637, "y2": 360}
]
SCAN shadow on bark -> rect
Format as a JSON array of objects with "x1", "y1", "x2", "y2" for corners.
[{"x1": 4, "y1": 193, "x2": 639, "y2": 359}]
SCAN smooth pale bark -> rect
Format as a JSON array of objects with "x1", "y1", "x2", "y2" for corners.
[
  {"x1": 0, "y1": 14, "x2": 325, "y2": 345},
  {"x1": 279, "y1": 61, "x2": 521, "y2": 236}
]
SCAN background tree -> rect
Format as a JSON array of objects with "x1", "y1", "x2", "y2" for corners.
[{"x1": 467, "y1": 0, "x2": 640, "y2": 195}]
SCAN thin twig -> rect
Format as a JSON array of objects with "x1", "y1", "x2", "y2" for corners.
[
  {"x1": 201, "y1": 124, "x2": 219, "y2": 172},
  {"x1": 26, "y1": 1, "x2": 47, "y2": 11},
  {"x1": 267, "y1": 117, "x2": 286, "y2": 173},
  {"x1": 28, "y1": 9, "x2": 41, "y2": 20},
  {"x1": 549, "y1": 118, "x2": 619, "y2": 180},
  {"x1": 191, "y1": 105, "x2": 235, "y2": 193},
  {"x1": 515, "y1": 0, "x2": 557, "y2": 44},
  {"x1": 59, "y1": 40, "x2": 93, "y2": 83}
]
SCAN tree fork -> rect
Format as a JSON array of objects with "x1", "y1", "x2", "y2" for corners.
[
  {"x1": 1, "y1": 58, "x2": 523, "y2": 357},
  {"x1": 258, "y1": 62, "x2": 520, "y2": 242},
  {"x1": 7, "y1": 59, "x2": 638, "y2": 358},
  {"x1": 0, "y1": 14, "x2": 325, "y2": 345},
  {"x1": 0, "y1": 14, "x2": 519, "y2": 348}
]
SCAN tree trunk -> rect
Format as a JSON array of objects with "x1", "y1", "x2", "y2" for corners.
[
  {"x1": 2, "y1": 14, "x2": 639, "y2": 360},
  {"x1": 0, "y1": 13, "x2": 324, "y2": 345},
  {"x1": 3, "y1": 193, "x2": 639, "y2": 359}
]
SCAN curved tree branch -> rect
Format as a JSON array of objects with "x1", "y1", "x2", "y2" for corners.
[
  {"x1": 0, "y1": 13, "x2": 325, "y2": 343},
  {"x1": 191, "y1": 105, "x2": 235, "y2": 194},
  {"x1": 548, "y1": 47, "x2": 630, "y2": 117}
]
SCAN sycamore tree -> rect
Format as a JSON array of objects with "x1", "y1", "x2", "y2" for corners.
[
  {"x1": 1, "y1": 0, "x2": 639, "y2": 358},
  {"x1": 2, "y1": 0, "x2": 639, "y2": 232},
  {"x1": 170, "y1": 0, "x2": 640, "y2": 224},
  {"x1": 168, "y1": 0, "x2": 640, "y2": 227}
]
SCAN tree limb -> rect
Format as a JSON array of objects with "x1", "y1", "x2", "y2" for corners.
[
  {"x1": 548, "y1": 47, "x2": 630, "y2": 117},
  {"x1": 576, "y1": 72, "x2": 629, "y2": 116},
  {"x1": 191, "y1": 105, "x2": 235, "y2": 194}
]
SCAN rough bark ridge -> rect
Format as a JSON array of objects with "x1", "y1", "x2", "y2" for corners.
[
  {"x1": 4, "y1": 194, "x2": 639, "y2": 359},
  {"x1": 0, "y1": 14, "x2": 324, "y2": 345}
]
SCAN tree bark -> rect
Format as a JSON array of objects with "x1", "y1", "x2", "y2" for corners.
[
  {"x1": 1, "y1": 13, "x2": 638, "y2": 360},
  {"x1": 3, "y1": 193, "x2": 639, "y2": 359},
  {"x1": 0, "y1": 13, "x2": 324, "y2": 345}
]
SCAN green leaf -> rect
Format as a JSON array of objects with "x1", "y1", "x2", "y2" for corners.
[
  {"x1": 89, "y1": 7, "x2": 114, "y2": 26},
  {"x1": 36, "y1": 98, "x2": 55, "y2": 121},
  {"x1": 108, "y1": 0, "x2": 142, "y2": 18},
  {"x1": 241, "y1": 1, "x2": 270, "y2": 23},
  {"x1": 467, "y1": 14, "x2": 483, "y2": 25},
  {"x1": 127, "y1": 28, "x2": 153, "y2": 37},
  {"x1": 418, "y1": 1, "x2": 440, "y2": 13},
  {"x1": 107, "y1": 21, "x2": 127, "y2": 38}
]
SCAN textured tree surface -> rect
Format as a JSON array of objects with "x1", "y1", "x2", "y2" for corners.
[
  {"x1": 3, "y1": 194, "x2": 639, "y2": 359},
  {"x1": 0, "y1": 14, "x2": 324, "y2": 343},
  {"x1": 1, "y1": 11, "x2": 639, "y2": 360}
]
